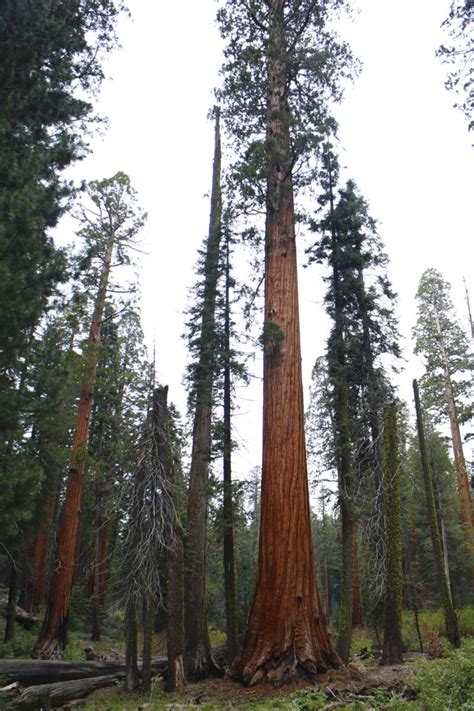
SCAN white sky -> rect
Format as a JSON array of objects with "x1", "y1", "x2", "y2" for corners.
[{"x1": 61, "y1": 0, "x2": 474, "y2": 479}]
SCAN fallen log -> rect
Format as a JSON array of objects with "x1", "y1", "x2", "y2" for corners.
[
  {"x1": 0, "y1": 601, "x2": 38, "y2": 631},
  {"x1": 0, "y1": 658, "x2": 167, "y2": 686},
  {"x1": 3, "y1": 673, "x2": 124, "y2": 710}
]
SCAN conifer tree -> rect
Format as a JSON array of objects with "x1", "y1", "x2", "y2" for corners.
[
  {"x1": 184, "y1": 112, "x2": 224, "y2": 680},
  {"x1": 414, "y1": 268, "x2": 473, "y2": 565},
  {"x1": 381, "y1": 402, "x2": 404, "y2": 665},
  {"x1": 217, "y1": 0, "x2": 356, "y2": 684},
  {"x1": 413, "y1": 379, "x2": 460, "y2": 648},
  {"x1": 33, "y1": 173, "x2": 145, "y2": 658},
  {"x1": 307, "y1": 146, "x2": 400, "y2": 658},
  {"x1": 0, "y1": 0, "x2": 124, "y2": 453}
]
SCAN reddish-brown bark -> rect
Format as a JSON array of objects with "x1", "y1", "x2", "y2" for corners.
[
  {"x1": 231, "y1": 2, "x2": 338, "y2": 684},
  {"x1": 25, "y1": 490, "x2": 59, "y2": 612},
  {"x1": 433, "y1": 309, "x2": 474, "y2": 563},
  {"x1": 32, "y1": 233, "x2": 115, "y2": 659},
  {"x1": 91, "y1": 511, "x2": 111, "y2": 641}
]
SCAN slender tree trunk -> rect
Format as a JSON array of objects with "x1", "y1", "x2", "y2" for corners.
[
  {"x1": 153, "y1": 386, "x2": 186, "y2": 693},
  {"x1": 142, "y1": 597, "x2": 154, "y2": 692},
  {"x1": 433, "y1": 309, "x2": 474, "y2": 554},
  {"x1": 413, "y1": 379, "x2": 460, "y2": 648},
  {"x1": 222, "y1": 229, "x2": 239, "y2": 665},
  {"x1": 184, "y1": 113, "x2": 223, "y2": 680},
  {"x1": 4, "y1": 559, "x2": 19, "y2": 643},
  {"x1": 352, "y1": 521, "x2": 362, "y2": 627},
  {"x1": 324, "y1": 550, "x2": 330, "y2": 626},
  {"x1": 91, "y1": 509, "x2": 111, "y2": 642},
  {"x1": 25, "y1": 487, "x2": 59, "y2": 613},
  {"x1": 381, "y1": 403, "x2": 404, "y2": 665},
  {"x1": 404, "y1": 546, "x2": 424, "y2": 653},
  {"x1": 33, "y1": 233, "x2": 115, "y2": 659},
  {"x1": 125, "y1": 598, "x2": 139, "y2": 691},
  {"x1": 231, "y1": 5, "x2": 338, "y2": 684},
  {"x1": 432, "y1": 460, "x2": 452, "y2": 602}
]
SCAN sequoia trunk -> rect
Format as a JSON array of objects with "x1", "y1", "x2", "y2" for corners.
[{"x1": 231, "y1": 2, "x2": 338, "y2": 684}]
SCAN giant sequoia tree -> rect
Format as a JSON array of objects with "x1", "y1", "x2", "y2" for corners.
[{"x1": 217, "y1": 0, "x2": 355, "y2": 684}]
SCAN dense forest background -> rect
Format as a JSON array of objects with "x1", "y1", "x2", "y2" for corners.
[{"x1": 0, "y1": 0, "x2": 473, "y2": 709}]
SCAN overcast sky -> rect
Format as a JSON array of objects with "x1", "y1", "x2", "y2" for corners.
[{"x1": 61, "y1": 0, "x2": 474, "y2": 479}]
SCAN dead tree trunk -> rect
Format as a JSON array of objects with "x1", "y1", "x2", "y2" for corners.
[
  {"x1": 381, "y1": 403, "x2": 404, "y2": 665},
  {"x1": 184, "y1": 113, "x2": 223, "y2": 680},
  {"x1": 32, "y1": 230, "x2": 115, "y2": 659},
  {"x1": 152, "y1": 386, "x2": 186, "y2": 693},
  {"x1": 413, "y1": 379, "x2": 460, "y2": 648},
  {"x1": 231, "y1": 4, "x2": 338, "y2": 684}
]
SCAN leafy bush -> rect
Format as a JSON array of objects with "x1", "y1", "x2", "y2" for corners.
[{"x1": 413, "y1": 650, "x2": 474, "y2": 710}]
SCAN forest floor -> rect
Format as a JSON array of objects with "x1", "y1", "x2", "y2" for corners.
[
  {"x1": 69, "y1": 641, "x2": 474, "y2": 710},
  {"x1": 1, "y1": 614, "x2": 474, "y2": 710}
]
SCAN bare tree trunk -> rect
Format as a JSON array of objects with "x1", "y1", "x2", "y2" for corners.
[
  {"x1": 25, "y1": 488, "x2": 59, "y2": 613},
  {"x1": 91, "y1": 508, "x2": 110, "y2": 642},
  {"x1": 153, "y1": 386, "x2": 186, "y2": 693},
  {"x1": 231, "y1": 4, "x2": 338, "y2": 685},
  {"x1": 222, "y1": 229, "x2": 239, "y2": 665},
  {"x1": 433, "y1": 309, "x2": 474, "y2": 559},
  {"x1": 413, "y1": 379, "x2": 460, "y2": 648},
  {"x1": 125, "y1": 598, "x2": 139, "y2": 691},
  {"x1": 33, "y1": 233, "x2": 115, "y2": 659},
  {"x1": 142, "y1": 597, "x2": 154, "y2": 692},
  {"x1": 381, "y1": 403, "x2": 404, "y2": 665},
  {"x1": 432, "y1": 459, "x2": 452, "y2": 602},
  {"x1": 184, "y1": 113, "x2": 223, "y2": 681}
]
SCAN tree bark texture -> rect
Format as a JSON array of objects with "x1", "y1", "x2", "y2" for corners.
[
  {"x1": 4, "y1": 674, "x2": 124, "y2": 710},
  {"x1": 0, "y1": 659, "x2": 167, "y2": 686},
  {"x1": 413, "y1": 379, "x2": 460, "y2": 648},
  {"x1": 184, "y1": 113, "x2": 223, "y2": 681},
  {"x1": 231, "y1": 4, "x2": 338, "y2": 685},
  {"x1": 153, "y1": 386, "x2": 186, "y2": 693},
  {"x1": 33, "y1": 233, "x2": 115, "y2": 659},
  {"x1": 25, "y1": 487, "x2": 59, "y2": 613},
  {"x1": 381, "y1": 403, "x2": 404, "y2": 665},
  {"x1": 91, "y1": 507, "x2": 111, "y2": 642},
  {"x1": 125, "y1": 598, "x2": 139, "y2": 691}
]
